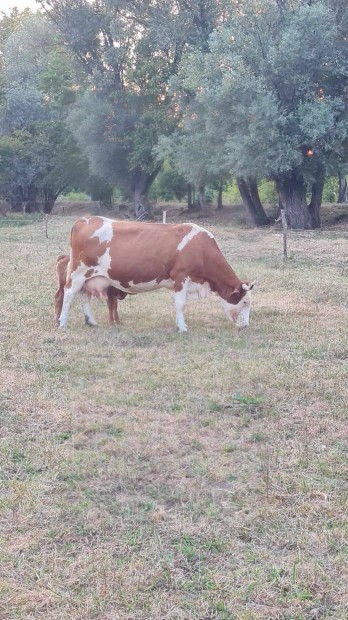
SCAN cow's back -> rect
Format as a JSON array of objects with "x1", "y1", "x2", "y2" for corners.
[{"x1": 70, "y1": 217, "x2": 213, "y2": 286}]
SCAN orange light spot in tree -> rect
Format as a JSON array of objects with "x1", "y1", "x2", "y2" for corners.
[{"x1": 306, "y1": 149, "x2": 314, "y2": 157}]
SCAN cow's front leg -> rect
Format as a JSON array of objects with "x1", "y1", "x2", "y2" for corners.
[
  {"x1": 174, "y1": 278, "x2": 189, "y2": 333},
  {"x1": 79, "y1": 290, "x2": 98, "y2": 326}
]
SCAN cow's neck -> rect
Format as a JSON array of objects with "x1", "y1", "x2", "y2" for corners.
[{"x1": 204, "y1": 244, "x2": 242, "y2": 299}]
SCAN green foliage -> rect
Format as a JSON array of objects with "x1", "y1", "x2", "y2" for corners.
[
  {"x1": 39, "y1": 0, "x2": 234, "y2": 210},
  {"x1": 224, "y1": 179, "x2": 277, "y2": 205},
  {"x1": 1, "y1": 0, "x2": 348, "y2": 223},
  {"x1": 57, "y1": 191, "x2": 90, "y2": 202},
  {"x1": 149, "y1": 161, "x2": 187, "y2": 202},
  {"x1": 0, "y1": 12, "x2": 91, "y2": 211},
  {"x1": 158, "y1": 0, "x2": 348, "y2": 226},
  {"x1": 323, "y1": 177, "x2": 339, "y2": 202}
]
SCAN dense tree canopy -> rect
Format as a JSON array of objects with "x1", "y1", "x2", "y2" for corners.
[
  {"x1": 0, "y1": 11, "x2": 90, "y2": 211},
  {"x1": 37, "y1": 0, "x2": 234, "y2": 217},
  {"x1": 158, "y1": 0, "x2": 348, "y2": 227},
  {"x1": 0, "y1": 0, "x2": 348, "y2": 226}
]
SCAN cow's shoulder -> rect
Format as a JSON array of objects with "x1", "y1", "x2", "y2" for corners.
[{"x1": 176, "y1": 222, "x2": 215, "y2": 252}]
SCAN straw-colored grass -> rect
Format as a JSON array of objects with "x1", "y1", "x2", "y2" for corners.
[{"x1": 0, "y1": 207, "x2": 348, "y2": 619}]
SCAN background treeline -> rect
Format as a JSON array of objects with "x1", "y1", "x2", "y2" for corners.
[{"x1": 0, "y1": 0, "x2": 348, "y2": 228}]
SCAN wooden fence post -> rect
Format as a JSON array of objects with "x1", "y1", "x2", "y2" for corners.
[{"x1": 280, "y1": 209, "x2": 288, "y2": 261}]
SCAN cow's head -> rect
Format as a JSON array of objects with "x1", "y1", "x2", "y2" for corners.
[{"x1": 219, "y1": 281, "x2": 255, "y2": 328}]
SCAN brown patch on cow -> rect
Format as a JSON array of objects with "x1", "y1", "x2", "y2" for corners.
[
  {"x1": 226, "y1": 284, "x2": 247, "y2": 306},
  {"x1": 84, "y1": 268, "x2": 95, "y2": 279},
  {"x1": 106, "y1": 222, "x2": 191, "y2": 286}
]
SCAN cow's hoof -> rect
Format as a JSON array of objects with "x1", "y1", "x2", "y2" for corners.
[{"x1": 85, "y1": 318, "x2": 98, "y2": 327}]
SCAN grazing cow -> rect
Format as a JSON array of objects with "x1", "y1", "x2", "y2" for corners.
[
  {"x1": 59, "y1": 217, "x2": 255, "y2": 332},
  {"x1": 54, "y1": 253, "x2": 126, "y2": 325}
]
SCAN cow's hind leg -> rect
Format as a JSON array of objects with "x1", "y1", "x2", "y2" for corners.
[
  {"x1": 59, "y1": 273, "x2": 86, "y2": 327},
  {"x1": 79, "y1": 290, "x2": 97, "y2": 326},
  {"x1": 107, "y1": 290, "x2": 119, "y2": 324}
]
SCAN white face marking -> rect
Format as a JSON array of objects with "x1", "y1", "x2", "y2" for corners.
[
  {"x1": 177, "y1": 224, "x2": 214, "y2": 252},
  {"x1": 219, "y1": 292, "x2": 251, "y2": 328},
  {"x1": 91, "y1": 220, "x2": 114, "y2": 243}
]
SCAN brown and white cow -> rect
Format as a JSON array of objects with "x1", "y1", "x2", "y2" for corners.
[
  {"x1": 58, "y1": 217, "x2": 255, "y2": 332},
  {"x1": 54, "y1": 253, "x2": 126, "y2": 325}
]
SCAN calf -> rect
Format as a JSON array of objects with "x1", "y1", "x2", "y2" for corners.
[{"x1": 54, "y1": 254, "x2": 126, "y2": 325}]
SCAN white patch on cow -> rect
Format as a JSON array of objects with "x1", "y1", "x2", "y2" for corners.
[
  {"x1": 219, "y1": 292, "x2": 251, "y2": 328},
  {"x1": 95, "y1": 245, "x2": 111, "y2": 272},
  {"x1": 91, "y1": 219, "x2": 114, "y2": 243},
  {"x1": 186, "y1": 281, "x2": 212, "y2": 300},
  {"x1": 177, "y1": 224, "x2": 214, "y2": 252}
]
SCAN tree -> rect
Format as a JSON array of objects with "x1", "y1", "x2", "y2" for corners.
[
  {"x1": 38, "y1": 0, "x2": 235, "y2": 218},
  {"x1": 0, "y1": 12, "x2": 90, "y2": 212},
  {"x1": 177, "y1": 0, "x2": 348, "y2": 228}
]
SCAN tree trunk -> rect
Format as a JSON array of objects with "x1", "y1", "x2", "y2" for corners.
[
  {"x1": 236, "y1": 177, "x2": 269, "y2": 226},
  {"x1": 338, "y1": 172, "x2": 348, "y2": 203},
  {"x1": 308, "y1": 176, "x2": 324, "y2": 228},
  {"x1": 275, "y1": 175, "x2": 315, "y2": 229},
  {"x1": 11, "y1": 185, "x2": 39, "y2": 212},
  {"x1": 247, "y1": 177, "x2": 270, "y2": 224},
  {"x1": 198, "y1": 184, "x2": 207, "y2": 210},
  {"x1": 187, "y1": 183, "x2": 193, "y2": 210},
  {"x1": 217, "y1": 180, "x2": 223, "y2": 209},
  {"x1": 133, "y1": 169, "x2": 157, "y2": 219}
]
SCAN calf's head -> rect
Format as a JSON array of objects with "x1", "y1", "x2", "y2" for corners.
[{"x1": 219, "y1": 281, "x2": 255, "y2": 328}]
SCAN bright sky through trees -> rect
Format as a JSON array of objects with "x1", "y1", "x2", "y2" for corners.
[{"x1": 1, "y1": 0, "x2": 37, "y2": 13}]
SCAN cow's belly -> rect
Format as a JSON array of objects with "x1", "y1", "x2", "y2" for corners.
[
  {"x1": 120, "y1": 278, "x2": 174, "y2": 293},
  {"x1": 84, "y1": 275, "x2": 174, "y2": 295}
]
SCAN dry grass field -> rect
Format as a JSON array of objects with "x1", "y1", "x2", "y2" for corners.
[{"x1": 1, "y1": 206, "x2": 348, "y2": 620}]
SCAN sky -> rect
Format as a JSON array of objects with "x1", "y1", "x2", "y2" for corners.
[{"x1": 1, "y1": 0, "x2": 37, "y2": 13}]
